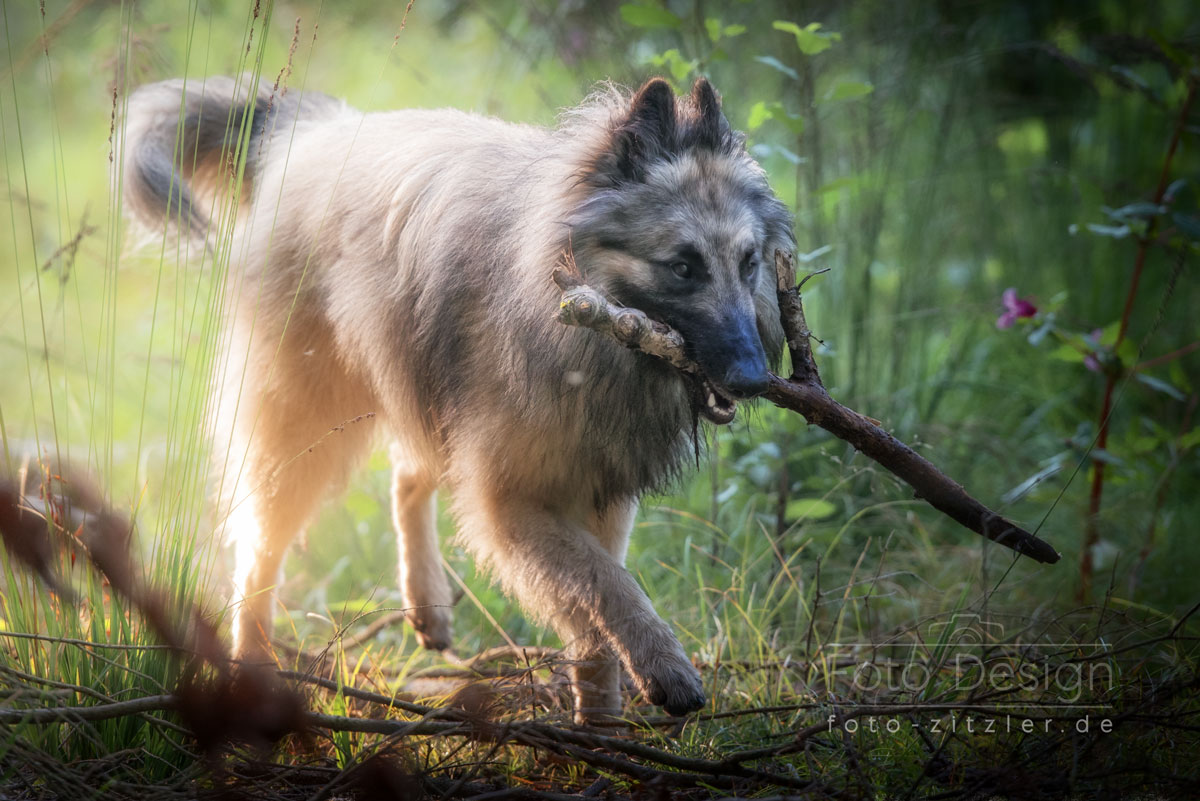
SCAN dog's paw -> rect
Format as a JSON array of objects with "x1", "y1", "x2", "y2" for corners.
[
  {"x1": 407, "y1": 606, "x2": 454, "y2": 652},
  {"x1": 635, "y1": 654, "x2": 707, "y2": 716}
]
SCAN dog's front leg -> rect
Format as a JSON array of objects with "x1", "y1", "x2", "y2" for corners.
[
  {"x1": 459, "y1": 496, "x2": 706, "y2": 721},
  {"x1": 390, "y1": 461, "x2": 454, "y2": 651}
]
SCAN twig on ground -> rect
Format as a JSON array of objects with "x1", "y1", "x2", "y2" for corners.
[
  {"x1": 0, "y1": 694, "x2": 179, "y2": 725},
  {"x1": 277, "y1": 669, "x2": 434, "y2": 717},
  {"x1": 553, "y1": 250, "x2": 1061, "y2": 564}
]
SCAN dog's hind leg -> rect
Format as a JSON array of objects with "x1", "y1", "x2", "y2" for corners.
[
  {"x1": 390, "y1": 449, "x2": 454, "y2": 651},
  {"x1": 560, "y1": 620, "x2": 621, "y2": 724},
  {"x1": 222, "y1": 321, "x2": 375, "y2": 664}
]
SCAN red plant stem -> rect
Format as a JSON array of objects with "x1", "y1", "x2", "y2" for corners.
[
  {"x1": 1134, "y1": 341, "x2": 1199, "y2": 373},
  {"x1": 1080, "y1": 79, "x2": 1196, "y2": 599}
]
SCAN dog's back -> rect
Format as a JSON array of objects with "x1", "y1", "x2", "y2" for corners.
[
  {"x1": 122, "y1": 76, "x2": 791, "y2": 721},
  {"x1": 129, "y1": 78, "x2": 705, "y2": 520}
]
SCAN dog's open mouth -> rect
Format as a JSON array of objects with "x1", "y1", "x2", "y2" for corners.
[{"x1": 695, "y1": 374, "x2": 737, "y2": 425}]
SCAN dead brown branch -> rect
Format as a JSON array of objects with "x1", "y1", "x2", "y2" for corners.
[{"x1": 554, "y1": 250, "x2": 1060, "y2": 565}]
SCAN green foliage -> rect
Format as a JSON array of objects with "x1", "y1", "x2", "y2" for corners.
[
  {"x1": 746, "y1": 99, "x2": 804, "y2": 134},
  {"x1": 753, "y1": 54, "x2": 798, "y2": 81},
  {"x1": 647, "y1": 48, "x2": 697, "y2": 82},
  {"x1": 773, "y1": 20, "x2": 841, "y2": 55},
  {"x1": 819, "y1": 79, "x2": 874, "y2": 103},
  {"x1": 705, "y1": 18, "x2": 746, "y2": 43},
  {"x1": 619, "y1": 3, "x2": 680, "y2": 30}
]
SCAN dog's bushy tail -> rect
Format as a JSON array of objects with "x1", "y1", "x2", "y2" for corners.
[{"x1": 121, "y1": 76, "x2": 344, "y2": 239}]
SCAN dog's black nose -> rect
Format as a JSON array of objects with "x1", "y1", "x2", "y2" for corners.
[{"x1": 722, "y1": 361, "x2": 769, "y2": 399}]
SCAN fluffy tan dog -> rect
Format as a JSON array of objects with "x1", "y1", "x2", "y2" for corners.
[{"x1": 122, "y1": 75, "x2": 793, "y2": 720}]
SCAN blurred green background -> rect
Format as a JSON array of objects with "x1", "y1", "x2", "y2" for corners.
[{"x1": 2, "y1": 0, "x2": 1198, "y2": 666}]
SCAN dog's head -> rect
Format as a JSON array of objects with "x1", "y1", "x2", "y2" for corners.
[{"x1": 571, "y1": 77, "x2": 794, "y2": 423}]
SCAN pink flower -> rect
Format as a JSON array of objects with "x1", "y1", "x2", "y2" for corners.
[{"x1": 996, "y1": 288, "x2": 1037, "y2": 329}]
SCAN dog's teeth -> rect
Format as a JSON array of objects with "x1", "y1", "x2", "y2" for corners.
[{"x1": 707, "y1": 392, "x2": 716, "y2": 408}]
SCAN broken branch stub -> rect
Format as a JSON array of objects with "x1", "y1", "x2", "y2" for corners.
[
  {"x1": 552, "y1": 249, "x2": 1061, "y2": 565},
  {"x1": 557, "y1": 284, "x2": 700, "y2": 376}
]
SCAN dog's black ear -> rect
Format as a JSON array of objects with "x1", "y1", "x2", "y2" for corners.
[
  {"x1": 689, "y1": 77, "x2": 730, "y2": 152},
  {"x1": 608, "y1": 78, "x2": 678, "y2": 183}
]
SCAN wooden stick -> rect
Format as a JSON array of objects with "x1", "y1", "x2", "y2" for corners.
[{"x1": 553, "y1": 251, "x2": 1060, "y2": 565}]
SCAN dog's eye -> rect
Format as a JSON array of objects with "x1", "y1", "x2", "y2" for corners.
[
  {"x1": 670, "y1": 261, "x2": 692, "y2": 280},
  {"x1": 740, "y1": 251, "x2": 758, "y2": 281}
]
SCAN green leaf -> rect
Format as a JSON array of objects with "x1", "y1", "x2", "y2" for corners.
[
  {"x1": 798, "y1": 244, "x2": 833, "y2": 263},
  {"x1": 745, "y1": 100, "x2": 803, "y2": 134},
  {"x1": 772, "y1": 21, "x2": 804, "y2": 41},
  {"x1": 1104, "y1": 201, "x2": 1165, "y2": 220},
  {"x1": 746, "y1": 101, "x2": 772, "y2": 131},
  {"x1": 1002, "y1": 460, "x2": 1064, "y2": 505},
  {"x1": 1047, "y1": 343, "x2": 1086, "y2": 363},
  {"x1": 775, "y1": 145, "x2": 803, "y2": 165},
  {"x1": 817, "y1": 176, "x2": 854, "y2": 194},
  {"x1": 751, "y1": 143, "x2": 805, "y2": 165},
  {"x1": 1094, "y1": 321, "x2": 1121, "y2": 346},
  {"x1": 786, "y1": 498, "x2": 837, "y2": 520},
  {"x1": 705, "y1": 17, "x2": 721, "y2": 42},
  {"x1": 620, "y1": 4, "x2": 681, "y2": 29},
  {"x1": 820, "y1": 80, "x2": 874, "y2": 103},
  {"x1": 1136, "y1": 373, "x2": 1187, "y2": 401},
  {"x1": 1088, "y1": 448, "x2": 1125, "y2": 466},
  {"x1": 773, "y1": 20, "x2": 841, "y2": 55},
  {"x1": 753, "y1": 54, "x2": 798, "y2": 80},
  {"x1": 1110, "y1": 65, "x2": 1150, "y2": 90},
  {"x1": 647, "y1": 48, "x2": 697, "y2": 82},
  {"x1": 1180, "y1": 428, "x2": 1200, "y2": 451},
  {"x1": 1086, "y1": 223, "x2": 1131, "y2": 239},
  {"x1": 700, "y1": 19, "x2": 745, "y2": 44},
  {"x1": 671, "y1": 60, "x2": 696, "y2": 82},
  {"x1": 1026, "y1": 318, "x2": 1054, "y2": 346}
]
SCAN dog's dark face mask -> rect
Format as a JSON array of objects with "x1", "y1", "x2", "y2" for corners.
[
  {"x1": 604, "y1": 239, "x2": 770, "y2": 424},
  {"x1": 572, "y1": 77, "x2": 794, "y2": 423}
]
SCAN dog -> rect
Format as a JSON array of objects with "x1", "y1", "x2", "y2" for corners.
[{"x1": 121, "y1": 74, "x2": 794, "y2": 721}]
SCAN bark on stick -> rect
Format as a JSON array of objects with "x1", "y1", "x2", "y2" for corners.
[{"x1": 553, "y1": 251, "x2": 1061, "y2": 565}]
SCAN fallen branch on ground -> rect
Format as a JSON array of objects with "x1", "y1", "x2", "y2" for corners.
[
  {"x1": 0, "y1": 683, "x2": 830, "y2": 795},
  {"x1": 553, "y1": 250, "x2": 1060, "y2": 565}
]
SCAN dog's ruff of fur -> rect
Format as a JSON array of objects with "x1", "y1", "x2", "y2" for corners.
[{"x1": 121, "y1": 74, "x2": 794, "y2": 720}]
